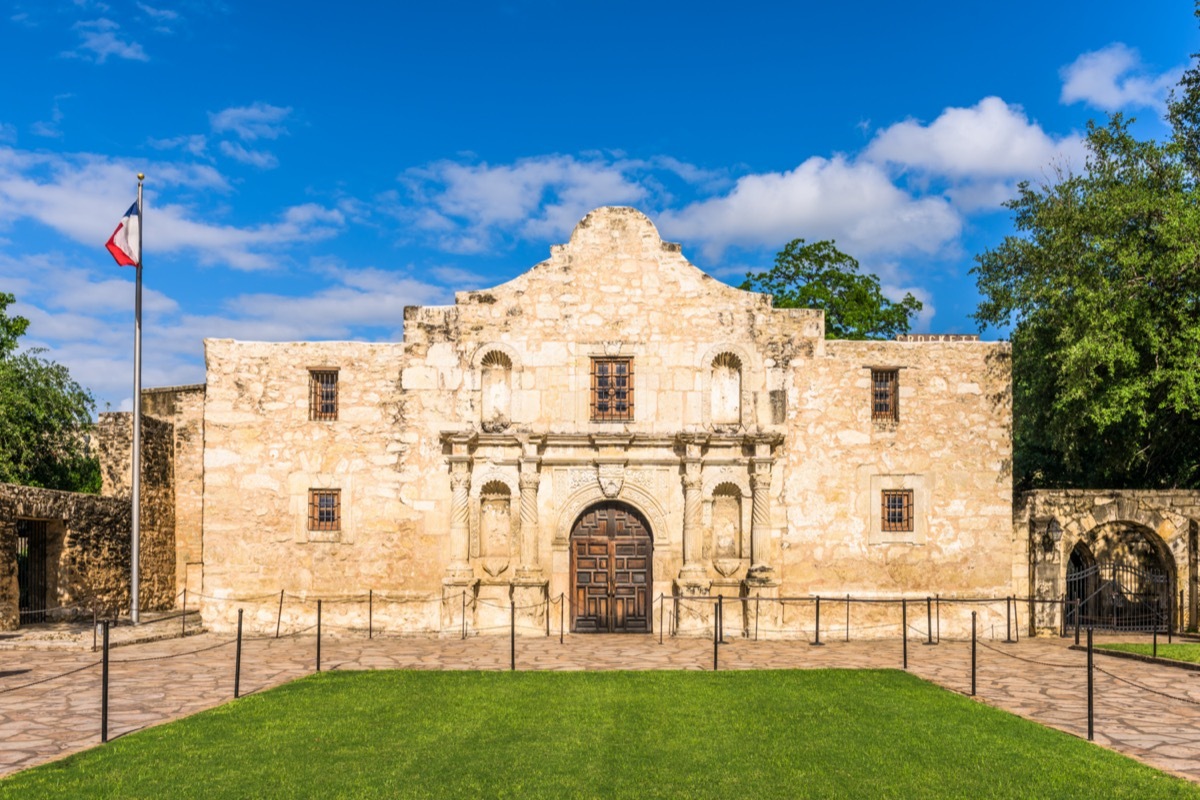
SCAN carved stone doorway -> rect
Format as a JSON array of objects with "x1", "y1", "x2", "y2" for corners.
[{"x1": 570, "y1": 502, "x2": 652, "y2": 633}]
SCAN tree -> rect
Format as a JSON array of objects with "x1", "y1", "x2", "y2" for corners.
[
  {"x1": 741, "y1": 238, "x2": 923, "y2": 340},
  {"x1": 972, "y1": 10, "x2": 1200, "y2": 489},
  {"x1": 0, "y1": 293, "x2": 100, "y2": 492}
]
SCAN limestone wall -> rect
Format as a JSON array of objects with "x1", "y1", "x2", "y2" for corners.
[
  {"x1": 779, "y1": 340, "x2": 1013, "y2": 597},
  {"x1": 200, "y1": 340, "x2": 429, "y2": 631},
  {"x1": 0, "y1": 484, "x2": 139, "y2": 629},
  {"x1": 96, "y1": 412, "x2": 176, "y2": 608}
]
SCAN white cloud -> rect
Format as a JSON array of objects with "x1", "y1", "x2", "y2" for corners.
[
  {"x1": 137, "y1": 3, "x2": 178, "y2": 21},
  {"x1": 1060, "y1": 43, "x2": 1181, "y2": 111},
  {"x1": 0, "y1": 146, "x2": 343, "y2": 271},
  {"x1": 67, "y1": 18, "x2": 148, "y2": 63},
  {"x1": 219, "y1": 140, "x2": 279, "y2": 169},
  {"x1": 400, "y1": 155, "x2": 649, "y2": 252},
  {"x1": 865, "y1": 97, "x2": 1085, "y2": 179},
  {"x1": 209, "y1": 103, "x2": 292, "y2": 141},
  {"x1": 657, "y1": 156, "x2": 962, "y2": 259},
  {"x1": 148, "y1": 134, "x2": 208, "y2": 157},
  {"x1": 0, "y1": 123, "x2": 15, "y2": 144}
]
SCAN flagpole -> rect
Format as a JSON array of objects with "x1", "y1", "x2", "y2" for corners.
[{"x1": 131, "y1": 173, "x2": 144, "y2": 625}]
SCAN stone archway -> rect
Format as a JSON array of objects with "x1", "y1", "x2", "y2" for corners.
[
  {"x1": 569, "y1": 502, "x2": 652, "y2": 633},
  {"x1": 1068, "y1": 523, "x2": 1175, "y2": 631}
]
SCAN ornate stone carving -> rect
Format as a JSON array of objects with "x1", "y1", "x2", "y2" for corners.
[
  {"x1": 568, "y1": 468, "x2": 596, "y2": 491},
  {"x1": 597, "y1": 463, "x2": 624, "y2": 498}
]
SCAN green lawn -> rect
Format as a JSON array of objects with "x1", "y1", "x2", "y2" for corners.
[
  {"x1": 1098, "y1": 642, "x2": 1200, "y2": 664},
  {"x1": 2, "y1": 670, "x2": 1196, "y2": 799}
]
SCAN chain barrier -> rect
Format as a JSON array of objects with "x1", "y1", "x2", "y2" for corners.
[
  {"x1": 1092, "y1": 663, "x2": 1200, "y2": 707},
  {"x1": 0, "y1": 660, "x2": 100, "y2": 695},
  {"x1": 975, "y1": 638, "x2": 1085, "y2": 670}
]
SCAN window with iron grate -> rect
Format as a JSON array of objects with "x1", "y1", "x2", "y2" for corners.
[
  {"x1": 309, "y1": 370, "x2": 339, "y2": 421},
  {"x1": 308, "y1": 489, "x2": 341, "y2": 531},
  {"x1": 881, "y1": 489, "x2": 913, "y2": 532},
  {"x1": 591, "y1": 358, "x2": 633, "y2": 421},
  {"x1": 871, "y1": 368, "x2": 899, "y2": 422}
]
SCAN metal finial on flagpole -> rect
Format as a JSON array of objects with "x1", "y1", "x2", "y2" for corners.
[{"x1": 131, "y1": 174, "x2": 144, "y2": 625}]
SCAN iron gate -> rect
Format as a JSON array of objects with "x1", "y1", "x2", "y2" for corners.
[
  {"x1": 1066, "y1": 561, "x2": 1170, "y2": 632},
  {"x1": 16, "y1": 519, "x2": 48, "y2": 625}
]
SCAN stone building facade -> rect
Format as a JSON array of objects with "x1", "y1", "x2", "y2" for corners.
[{"x1": 198, "y1": 207, "x2": 1016, "y2": 637}]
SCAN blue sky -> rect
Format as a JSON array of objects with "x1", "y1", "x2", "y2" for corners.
[{"x1": 1, "y1": 1, "x2": 1196, "y2": 411}]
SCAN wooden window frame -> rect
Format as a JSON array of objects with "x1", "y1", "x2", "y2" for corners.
[
  {"x1": 590, "y1": 357, "x2": 634, "y2": 422},
  {"x1": 871, "y1": 368, "x2": 899, "y2": 422},
  {"x1": 881, "y1": 489, "x2": 914, "y2": 532},
  {"x1": 308, "y1": 489, "x2": 341, "y2": 532},
  {"x1": 309, "y1": 369, "x2": 339, "y2": 421}
]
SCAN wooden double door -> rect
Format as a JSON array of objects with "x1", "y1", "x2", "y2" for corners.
[{"x1": 571, "y1": 502, "x2": 652, "y2": 633}]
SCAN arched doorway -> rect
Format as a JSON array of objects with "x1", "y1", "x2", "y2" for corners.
[
  {"x1": 1066, "y1": 524, "x2": 1174, "y2": 631},
  {"x1": 570, "y1": 502, "x2": 652, "y2": 633}
]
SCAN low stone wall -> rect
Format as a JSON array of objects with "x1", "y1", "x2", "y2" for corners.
[{"x1": 0, "y1": 484, "x2": 173, "y2": 630}]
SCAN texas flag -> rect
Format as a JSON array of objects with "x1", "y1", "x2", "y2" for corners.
[{"x1": 106, "y1": 199, "x2": 141, "y2": 267}]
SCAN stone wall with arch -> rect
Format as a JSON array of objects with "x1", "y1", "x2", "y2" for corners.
[{"x1": 1018, "y1": 489, "x2": 1200, "y2": 633}]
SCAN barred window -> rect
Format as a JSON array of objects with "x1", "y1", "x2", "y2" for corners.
[
  {"x1": 871, "y1": 369, "x2": 898, "y2": 422},
  {"x1": 310, "y1": 370, "x2": 339, "y2": 421},
  {"x1": 881, "y1": 489, "x2": 913, "y2": 532},
  {"x1": 591, "y1": 358, "x2": 634, "y2": 421},
  {"x1": 308, "y1": 489, "x2": 341, "y2": 531}
]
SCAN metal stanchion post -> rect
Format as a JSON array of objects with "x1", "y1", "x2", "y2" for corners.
[
  {"x1": 902, "y1": 599, "x2": 908, "y2": 670},
  {"x1": 935, "y1": 594, "x2": 941, "y2": 644},
  {"x1": 925, "y1": 597, "x2": 934, "y2": 645},
  {"x1": 659, "y1": 594, "x2": 664, "y2": 645},
  {"x1": 461, "y1": 591, "x2": 467, "y2": 640},
  {"x1": 1005, "y1": 596, "x2": 1014, "y2": 643},
  {"x1": 101, "y1": 620, "x2": 110, "y2": 743},
  {"x1": 546, "y1": 595, "x2": 550, "y2": 637},
  {"x1": 1080, "y1": 597, "x2": 1089, "y2": 647},
  {"x1": 510, "y1": 598, "x2": 516, "y2": 672},
  {"x1": 234, "y1": 609, "x2": 243, "y2": 699},
  {"x1": 673, "y1": 596, "x2": 678, "y2": 638},
  {"x1": 755, "y1": 595, "x2": 760, "y2": 642},
  {"x1": 845, "y1": 594, "x2": 850, "y2": 642},
  {"x1": 560, "y1": 594, "x2": 565, "y2": 644},
  {"x1": 1087, "y1": 627, "x2": 1094, "y2": 741},
  {"x1": 971, "y1": 611, "x2": 977, "y2": 697},
  {"x1": 718, "y1": 595, "x2": 725, "y2": 644},
  {"x1": 713, "y1": 599, "x2": 720, "y2": 671},
  {"x1": 316, "y1": 599, "x2": 322, "y2": 673},
  {"x1": 275, "y1": 590, "x2": 284, "y2": 639},
  {"x1": 812, "y1": 596, "x2": 824, "y2": 646},
  {"x1": 182, "y1": 588, "x2": 187, "y2": 636},
  {"x1": 369, "y1": 590, "x2": 373, "y2": 640}
]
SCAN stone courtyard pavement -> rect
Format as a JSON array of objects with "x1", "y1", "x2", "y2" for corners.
[{"x1": 3, "y1": 630, "x2": 1200, "y2": 782}]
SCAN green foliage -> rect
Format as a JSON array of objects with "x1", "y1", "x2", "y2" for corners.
[
  {"x1": 0, "y1": 293, "x2": 99, "y2": 493},
  {"x1": 972, "y1": 31, "x2": 1200, "y2": 489},
  {"x1": 2, "y1": 670, "x2": 1195, "y2": 799},
  {"x1": 742, "y1": 238, "x2": 923, "y2": 340}
]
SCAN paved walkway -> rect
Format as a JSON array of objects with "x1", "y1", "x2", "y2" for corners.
[{"x1": 2, "y1": 629, "x2": 1200, "y2": 781}]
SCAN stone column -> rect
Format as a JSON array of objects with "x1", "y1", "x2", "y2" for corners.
[
  {"x1": 675, "y1": 435, "x2": 710, "y2": 635},
  {"x1": 679, "y1": 455, "x2": 707, "y2": 582},
  {"x1": 748, "y1": 464, "x2": 774, "y2": 578},
  {"x1": 516, "y1": 467, "x2": 542, "y2": 580},
  {"x1": 446, "y1": 466, "x2": 473, "y2": 580}
]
